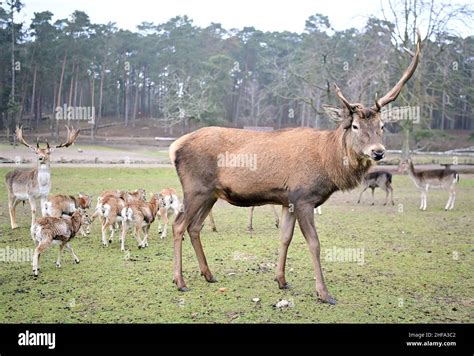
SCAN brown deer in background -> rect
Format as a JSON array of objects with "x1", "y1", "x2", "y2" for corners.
[
  {"x1": 399, "y1": 159, "x2": 459, "y2": 210},
  {"x1": 168, "y1": 31, "x2": 421, "y2": 304},
  {"x1": 357, "y1": 171, "x2": 394, "y2": 205},
  {"x1": 5, "y1": 126, "x2": 79, "y2": 229}
]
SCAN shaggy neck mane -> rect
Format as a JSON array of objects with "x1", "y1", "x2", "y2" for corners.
[
  {"x1": 70, "y1": 213, "x2": 82, "y2": 234},
  {"x1": 323, "y1": 125, "x2": 373, "y2": 191}
]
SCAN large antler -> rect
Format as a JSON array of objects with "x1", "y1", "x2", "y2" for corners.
[
  {"x1": 334, "y1": 84, "x2": 356, "y2": 112},
  {"x1": 15, "y1": 125, "x2": 36, "y2": 151},
  {"x1": 55, "y1": 126, "x2": 80, "y2": 148},
  {"x1": 373, "y1": 29, "x2": 421, "y2": 111}
]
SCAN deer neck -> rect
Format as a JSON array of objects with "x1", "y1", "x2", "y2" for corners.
[
  {"x1": 36, "y1": 161, "x2": 51, "y2": 193},
  {"x1": 70, "y1": 214, "x2": 82, "y2": 234}
]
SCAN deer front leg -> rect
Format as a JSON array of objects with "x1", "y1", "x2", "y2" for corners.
[
  {"x1": 272, "y1": 205, "x2": 280, "y2": 228},
  {"x1": 275, "y1": 206, "x2": 296, "y2": 289},
  {"x1": 142, "y1": 225, "x2": 150, "y2": 247},
  {"x1": 135, "y1": 223, "x2": 145, "y2": 248},
  {"x1": 120, "y1": 221, "x2": 127, "y2": 251},
  {"x1": 296, "y1": 204, "x2": 335, "y2": 305},
  {"x1": 208, "y1": 210, "x2": 217, "y2": 232},
  {"x1": 448, "y1": 191, "x2": 456, "y2": 210},
  {"x1": 247, "y1": 206, "x2": 254, "y2": 232},
  {"x1": 371, "y1": 188, "x2": 375, "y2": 205},
  {"x1": 28, "y1": 197, "x2": 37, "y2": 227}
]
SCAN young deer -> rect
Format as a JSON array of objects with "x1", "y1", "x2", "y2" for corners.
[
  {"x1": 93, "y1": 189, "x2": 146, "y2": 246},
  {"x1": 44, "y1": 193, "x2": 93, "y2": 236},
  {"x1": 399, "y1": 159, "x2": 459, "y2": 211},
  {"x1": 357, "y1": 170, "x2": 394, "y2": 205},
  {"x1": 121, "y1": 193, "x2": 161, "y2": 250},
  {"x1": 5, "y1": 126, "x2": 79, "y2": 229},
  {"x1": 157, "y1": 188, "x2": 181, "y2": 239},
  {"x1": 31, "y1": 209, "x2": 91, "y2": 277}
]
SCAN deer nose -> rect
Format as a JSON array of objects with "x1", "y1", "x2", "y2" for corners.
[{"x1": 371, "y1": 148, "x2": 385, "y2": 161}]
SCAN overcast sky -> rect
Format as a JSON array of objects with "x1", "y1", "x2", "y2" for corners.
[{"x1": 17, "y1": 0, "x2": 472, "y2": 36}]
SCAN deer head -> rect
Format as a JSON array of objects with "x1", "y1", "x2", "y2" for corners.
[
  {"x1": 323, "y1": 29, "x2": 421, "y2": 162},
  {"x1": 16, "y1": 125, "x2": 80, "y2": 165}
]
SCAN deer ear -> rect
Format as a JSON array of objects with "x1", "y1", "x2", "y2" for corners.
[
  {"x1": 323, "y1": 105, "x2": 353, "y2": 129},
  {"x1": 322, "y1": 105, "x2": 344, "y2": 122}
]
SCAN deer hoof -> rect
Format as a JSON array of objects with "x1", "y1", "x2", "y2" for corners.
[
  {"x1": 178, "y1": 286, "x2": 190, "y2": 292},
  {"x1": 108, "y1": 239, "x2": 113, "y2": 244},
  {"x1": 74, "y1": 259, "x2": 80, "y2": 264},
  {"x1": 280, "y1": 282, "x2": 292, "y2": 290},
  {"x1": 212, "y1": 227, "x2": 217, "y2": 232},
  {"x1": 55, "y1": 262, "x2": 61, "y2": 268}
]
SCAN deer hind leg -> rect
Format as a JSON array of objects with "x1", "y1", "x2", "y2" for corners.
[
  {"x1": 186, "y1": 197, "x2": 217, "y2": 284},
  {"x1": 445, "y1": 186, "x2": 456, "y2": 210},
  {"x1": 141, "y1": 225, "x2": 150, "y2": 247},
  {"x1": 271, "y1": 205, "x2": 280, "y2": 228},
  {"x1": 66, "y1": 242, "x2": 80, "y2": 264},
  {"x1": 388, "y1": 184, "x2": 395, "y2": 205},
  {"x1": 247, "y1": 206, "x2": 255, "y2": 232},
  {"x1": 275, "y1": 206, "x2": 296, "y2": 289},
  {"x1": 33, "y1": 237, "x2": 52, "y2": 277},
  {"x1": 134, "y1": 223, "x2": 144, "y2": 248},
  {"x1": 101, "y1": 220, "x2": 110, "y2": 247},
  {"x1": 382, "y1": 186, "x2": 390, "y2": 206},
  {"x1": 295, "y1": 204, "x2": 335, "y2": 305},
  {"x1": 8, "y1": 195, "x2": 20, "y2": 229},
  {"x1": 56, "y1": 242, "x2": 66, "y2": 268},
  {"x1": 161, "y1": 213, "x2": 169, "y2": 239},
  {"x1": 371, "y1": 187, "x2": 376, "y2": 205},
  {"x1": 120, "y1": 221, "x2": 127, "y2": 251}
]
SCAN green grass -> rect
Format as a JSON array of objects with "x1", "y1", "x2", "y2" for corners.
[{"x1": 0, "y1": 167, "x2": 472, "y2": 323}]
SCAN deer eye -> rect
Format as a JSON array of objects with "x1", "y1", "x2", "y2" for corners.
[
  {"x1": 352, "y1": 124, "x2": 359, "y2": 130},
  {"x1": 381, "y1": 124, "x2": 384, "y2": 130}
]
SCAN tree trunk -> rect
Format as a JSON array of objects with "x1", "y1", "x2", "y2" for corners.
[
  {"x1": 29, "y1": 64, "x2": 37, "y2": 129},
  {"x1": 56, "y1": 49, "x2": 68, "y2": 139}
]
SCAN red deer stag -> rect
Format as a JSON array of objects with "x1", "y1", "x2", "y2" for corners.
[
  {"x1": 357, "y1": 170, "x2": 394, "y2": 205},
  {"x1": 169, "y1": 31, "x2": 421, "y2": 304},
  {"x1": 5, "y1": 126, "x2": 79, "y2": 229},
  {"x1": 399, "y1": 159, "x2": 459, "y2": 210}
]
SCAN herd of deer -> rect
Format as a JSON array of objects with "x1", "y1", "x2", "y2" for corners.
[{"x1": 3, "y1": 30, "x2": 461, "y2": 304}]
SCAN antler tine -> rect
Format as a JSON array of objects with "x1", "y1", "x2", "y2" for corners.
[
  {"x1": 334, "y1": 83, "x2": 355, "y2": 112},
  {"x1": 55, "y1": 125, "x2": 80, "y2": 148},
  {"x1": 15, "y1": 125, "x2": 35, "y2": 150},
  {"x1": 373, "y1": 28, "x2": 421, "y2": 111}
]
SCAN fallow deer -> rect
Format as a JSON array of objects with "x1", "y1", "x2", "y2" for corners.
[
  {"x1": 44, "y1": 193, "x2": 93, "y2": 236},
  {"x1": 357, "y1": 170, "x2": 394, "y2": 205},
  {"x1": 5, "y1": 126, "x2": 79, "y2": 229},
  {"x1": 399, "y1": 159, "x2": 459, "y2": 210},
  {"x1": 31, "y1": 208, "x2": 91, "y2": 277},
  {"x1": 168, "y1": 30, "x2": 421, "y2": 304},
  {"x1": 156, "y1": 188, "x2": 181, "y2": 239},
  {"x1": 121, "y1": 193, "x2": 161, "y2": 250}
]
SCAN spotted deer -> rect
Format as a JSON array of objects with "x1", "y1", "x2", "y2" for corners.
[
  {"x1": 357, "y1": 170, "x2": 394, "y2": 205},
  {"x1": 399, "y1": 159, "x2": 459, "y2": 210},
  {"x1": 157, "y1": 188, "x2": 181, "y2": 239},
  {"x1": 121, "y1": 193, "x2": 161, "y2": 250},
  {"x1": 44, "y1": 193, "x2": 93, "y2": 236},
  {"x1": 31, "y1": 209, "x2": 91, "y2": 277},
  {"x1": 5, "y1": 126, "x2": 79, "y2": 229}
]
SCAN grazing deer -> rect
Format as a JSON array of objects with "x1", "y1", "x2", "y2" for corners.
[
  {"x1": 31, "y1": 209, "x2": 91, "y2": 277},
  {"x1": 157, "y1": 188, "x2": 181, "y2": 239},
  {"x1": 357, "y1": 171, "x2": 394, "y2": 205},
  {"x1": 121, "y1": 193, "x2": 161, "y2": 250},
  {"x1": 44, "y1": 193, "x2": 93, "y2": 236},
  {"x1": 168, "y1": 31, "x2": 421, "y2": 304},
  {"x1": 92, "y1": 189, "x2": 146, "y2": 246},
  {"x1": 399, "y1": 159, "x2": 459, "y2": 210},
  {"x1": 5, "y1": 126, "x2": 79, "y2": 229}
]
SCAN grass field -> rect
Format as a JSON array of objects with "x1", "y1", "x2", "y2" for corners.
[{"x1": 0, "y1": 167, "x2": 472, "y2": 323}]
